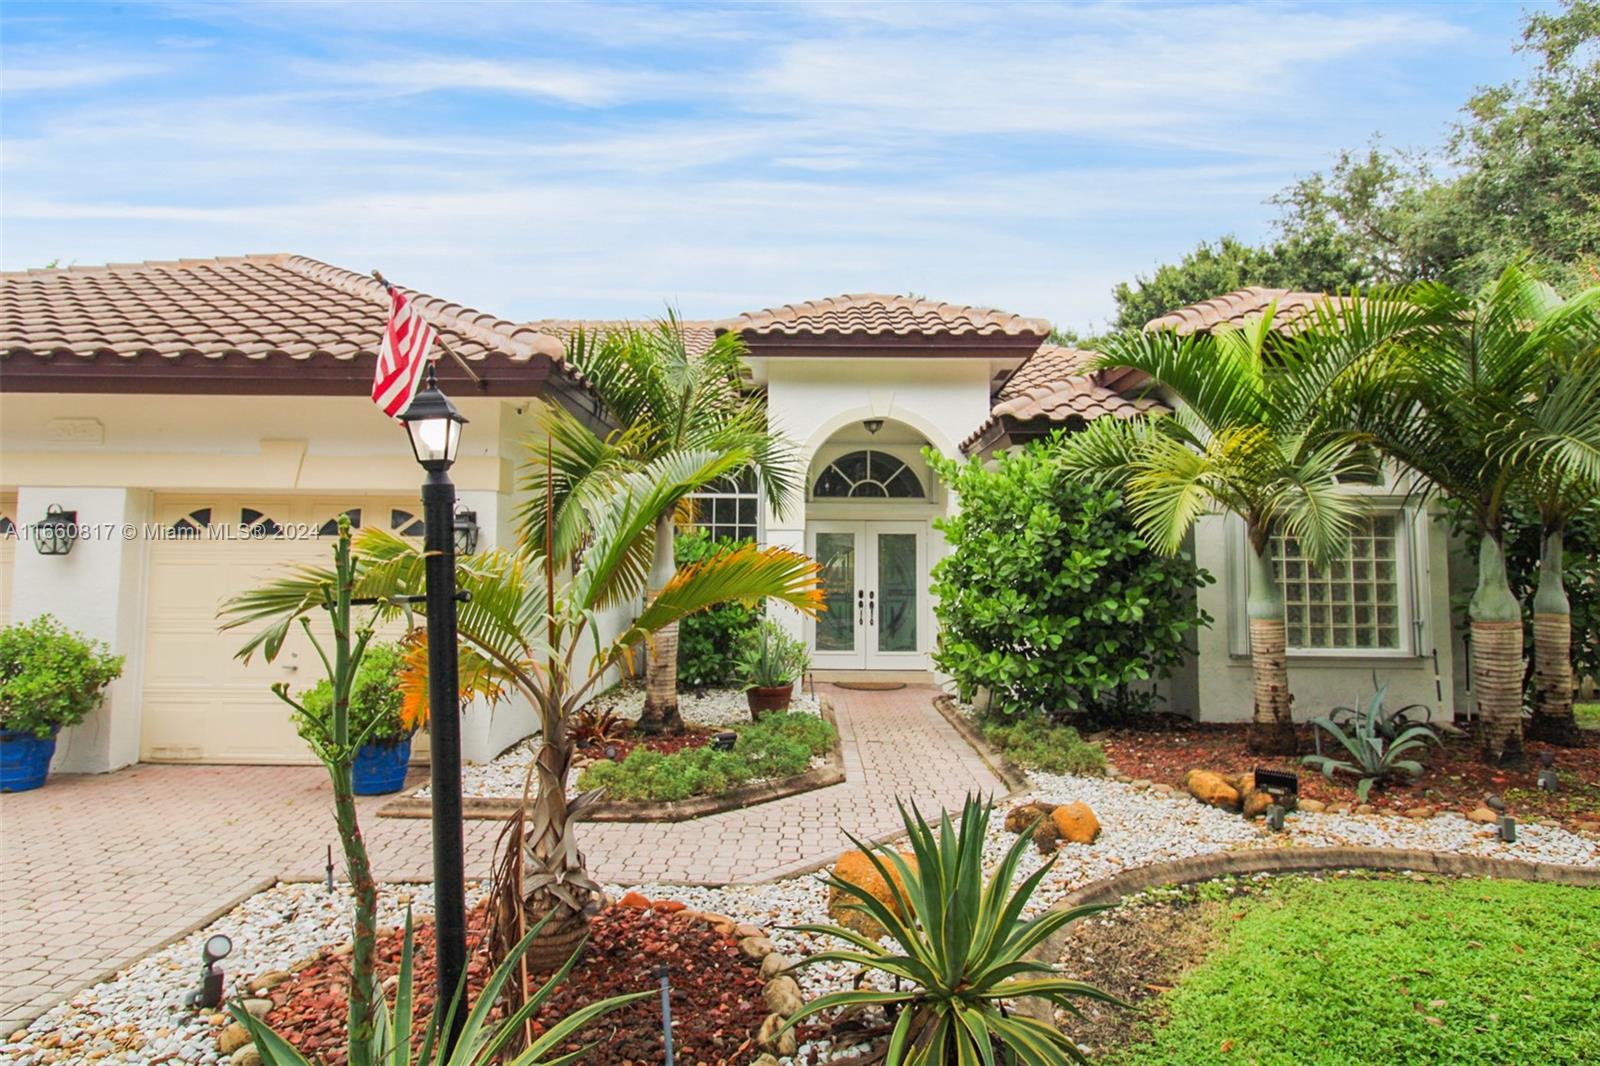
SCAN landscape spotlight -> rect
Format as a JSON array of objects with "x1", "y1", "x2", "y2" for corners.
[
  {"x1": 1253, "y1": 767, "x2": 1299, "y2": 832},
  {"x1": 181, "y1": 933, "x2": 233, "y2": 1010},
  {"x1": 711, "y1": 731, "x2": 737, "y2": 752},
  {"x1": 1536, "y1": 752, "x2": 1559, "y2": 792}
]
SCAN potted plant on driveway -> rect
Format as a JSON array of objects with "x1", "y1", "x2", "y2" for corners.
[
  {"x1": 293, "y1": 640, "x2": 417, "y2": 795},
  {"x1": 738, "y1": 618, "x2": 810, "y2": 719},
  {"x1": 0, "y1": 614, "x2": 124, "y2": 792}
]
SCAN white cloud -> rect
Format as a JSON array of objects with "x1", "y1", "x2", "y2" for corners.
[{"x1": 1, "y1": 62, "x2": 163, "y2": 93}]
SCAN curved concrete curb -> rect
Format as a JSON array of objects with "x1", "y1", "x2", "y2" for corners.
[
  {"x1": 379, "y1": 700, "x2": 845, "y2": 823},
  {"x1": 931, "y1": 694, "x2": 1031, "y2": 795},
  {"x1": 1019, "y1": 847, "x2": 1600, "y2": 1023}
]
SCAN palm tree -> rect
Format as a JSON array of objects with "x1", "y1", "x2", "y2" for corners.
[
  {"x1": 1061, "y1": 296, "x2": 1424, "y2": 755},
  {"x1": 528, "y1": 314, "x2": 799, "y2": 734},
  {"x1": 1496, "y1": 296, "x2": 1600, "y2": 746},
  {"x1": 223, "y1": 424, "x2": 822, "y2": 971},
  {"x1": 1347, "y1": 266, "x2": 1599, "y2": 764}
]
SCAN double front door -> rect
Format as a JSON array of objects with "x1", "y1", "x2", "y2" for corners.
[{"x1": 807, "y1": 520, "x2": 925, "y2": 670}]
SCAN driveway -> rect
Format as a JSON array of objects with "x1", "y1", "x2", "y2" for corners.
[{"x1": 0, "y1": 684, "x2": 1003, "y2": 1031}]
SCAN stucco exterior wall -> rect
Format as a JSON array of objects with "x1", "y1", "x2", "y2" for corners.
[{"x1": 1189, "y1": 502, "x2": 1459, "y2": 724}]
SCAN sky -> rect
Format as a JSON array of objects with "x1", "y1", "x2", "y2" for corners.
[{"x1": 0, "y1": 1, "x2": 1550, "y2": 332}]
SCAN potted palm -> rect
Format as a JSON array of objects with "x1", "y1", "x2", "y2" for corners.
[
  {"x1": 0, "y1": 615, "x2": 124, "y2": 792},
  {"x1": 292, "y1": 641, "x2": 416, "y2": 795},
  {"x1": 738, "y1": 619, "x2": 810, "y2": 718}
]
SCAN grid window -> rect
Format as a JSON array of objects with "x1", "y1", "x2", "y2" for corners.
[
  {"x1": 1274, "y1": 513, "x2": 1404, "y2": 651},
  {"x1": 686, "y1": 470, "x2": 759, "y2": 543}
]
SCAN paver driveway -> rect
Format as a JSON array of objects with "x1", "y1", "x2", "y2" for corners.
[{"x1": 0, "y1": 684, "x2": 1003, "y2": 1031}]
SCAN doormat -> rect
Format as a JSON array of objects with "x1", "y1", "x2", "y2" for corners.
[{"x1": 832, "y1": 681, "x2": 907, "y2": 691}]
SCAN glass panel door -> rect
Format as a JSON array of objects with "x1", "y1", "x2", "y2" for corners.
[
  {"x1": 875, "y1": 532, "x2": 918, "y2": 653},
  {"x1": 813, "y1": 530, "x2": 858, "y2": 654}
]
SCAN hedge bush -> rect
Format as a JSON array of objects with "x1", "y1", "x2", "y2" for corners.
[
  {"x1": 980, "y1": 716, "x2": 1107, "y2": 775},
  {"x1": 0, "y1": 615, "x2": 125, "y2": 738},
  {"x1": 576, "y1": 711, "x2": 835, "y2": 802},
  {"x1": 674, "y1": 529, "x2": 762, "y2": 689},
  {"x1": 929, "y1": 438, "x2": 1211, "y2": 719}
]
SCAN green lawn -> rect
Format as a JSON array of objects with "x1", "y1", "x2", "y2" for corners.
[
  {"x1": 1577, "y1": 701, "x2": 1600, "y2": 728},
  {"x1": 1120, "y1": 875, "x2": 1600, "y2": 1066}
]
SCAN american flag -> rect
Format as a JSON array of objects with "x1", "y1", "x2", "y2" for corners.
[{"x1": 371, "y1": 286, "x2": 438, "y2": 419}]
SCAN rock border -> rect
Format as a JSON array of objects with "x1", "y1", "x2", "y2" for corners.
[
  {"x1": 931, "y1": 694, "x2": 1031, "y2": 794},
  {"x1": 379, "y1": 700, "x2": 845, "y2": 823}
]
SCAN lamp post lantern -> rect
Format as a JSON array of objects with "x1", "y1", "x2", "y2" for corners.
[{"x1": 397, "y1": 364, "x2": 469, "y2": 1053}]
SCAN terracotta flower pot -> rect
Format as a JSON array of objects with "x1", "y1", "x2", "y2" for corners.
[{"x1": 747, "y1": 684, "x2": 795, "y2": 719}]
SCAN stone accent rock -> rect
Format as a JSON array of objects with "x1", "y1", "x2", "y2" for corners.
[
  {"x1": 1183, "y1": 770, "x2": 1242, "y2": 811},
  {"x1": 218, "y1": 1023, "x2": 251, "y2": 1055},
  {"x1": 828, "y1": 850, "x2": 916, "y2": 937},
  {"x1": 1050, "y1": 801, "x2": 1101, "y2": 844},
  {"x1": 1466, "y1": 807, "x2": 1498, "y2": 824},
  {"x1": 700, "y1": 912, "x2": 738, "y2": 934},
  {"x1": 240, "y1": 998, "x2": 273, "y2": 1020},
  {"x1": 248, "y1": 971, "x2": 292, "y2": 994},
  {"x1": 1004, "y1": 801, "x2": 1057, "y2": 834},
  {"x1": 231, "y1": 1047, "x2": 262, "y2": 1066},
  {"x1": 759, "y1": 952, "x2": 792, "y2": 980},
  {"x1": 1354, "y1": 803, "x2": 1375, "y2": 815},
  {"x1": 758, "y1": 1013, "x2": 798, "y2": 1056},
  {"x1": 763, "y1": 976, "x2": 805, "y2": 1016},
  {"x1": 1130, "y1": 779, "x2": 1152, "y2": 790},
  {"x1": 739, "y1": 936, "x2": 776, "y2": 961},
  {"x1": 1297, "y1": 798, "x2": 1326, "y2": 813},
  {"x1": 1405, "y1": 806, "x2": 1435, "y2": 819},
  {"x1": 1031, "y1": 818, "x2": 1060, "y2": 855},
  {"x1": 752, "y1": 1055, "x2": 780, "y2": 1066},
  {"x1": 734, "y1": 923, "x2": 765, "y2": 939},
  {"x1": 617, "y1": 891, "x2": 651, "y2": 908}
]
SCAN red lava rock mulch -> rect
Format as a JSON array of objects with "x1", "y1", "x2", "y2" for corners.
[
  {"x1": 259, "y1": 899, "x2": 769, "y2": 1065},
  {"x1": 1098, "y1": 720, "x2": 1600, "y2": 829},
  {"x1": 578, "y1": 725, "x2": 720, "y2": 764}
]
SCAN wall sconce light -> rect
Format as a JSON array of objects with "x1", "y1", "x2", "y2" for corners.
[
  {"x1": 453, "y1": 505, "x2": 480, "y2": 555},
  {"x1": 32, "y1": 505, "x2": 77, "y2": 556},
  {"x1": 862, "y1": 418, "x2": 885, "y2": 435}
]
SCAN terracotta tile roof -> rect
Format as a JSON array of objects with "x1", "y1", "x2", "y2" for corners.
[
  {"x1": 524, "y1": 318, "x2": 719, "y2": 357},
  {"x1": 1, "y1": 253, "x2": 564, "y2": 368},
  {"x1": 1144, "y1": 286, "x2": 1338, "y2": 335},
  {"x1": 961, "y1": 344, "x2": 1164, "y2": 453},
  {"x1": 720, "y1": 293, "x2": 1051, "y2": 342}
]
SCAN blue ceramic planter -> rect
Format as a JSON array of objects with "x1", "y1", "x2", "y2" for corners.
[
  {"x1": 353, "y1": 734, "x2": 413, "y2": 795},
  {"x1": 0, "y1": 728, "x2": 59, "y2": 793}
]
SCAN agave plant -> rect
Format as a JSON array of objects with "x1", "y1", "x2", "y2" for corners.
[
  {"x1": 1303, "y1": 682, "x2": 1440, "y2": 801},
  {"x1": 230, "y1": 908, "x2": 649, "y2": 1066},
  {"x1": 1321, "y1": 673, "x2": 1434, "y2": 742},
  {"x1": 786, "y1": 795, "x2": 1122, "y2": 1065}
]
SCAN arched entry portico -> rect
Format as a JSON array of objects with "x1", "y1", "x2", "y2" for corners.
[{"x1": 802, "y1": 419, "x2": 943, "y2": 672}]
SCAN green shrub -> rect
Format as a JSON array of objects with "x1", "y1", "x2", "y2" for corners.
[
  {"x1": 294, "y1": 641, "x2": 410, "y2": 746},
  {"x1": 674, "y1": 529, "x2": 762, "y2": 689},
  {"x1": 0, "y1": 615, "x2": 125, "y2": 738},
  {"x1": 929, "y1": 438, "x2": 1212, "y2": 718},
  {"x1": 576, "y1": 711, "x2": 836, "y2": 802},
  {"x1": 982, "y1": 715, "x2": 1108, "y2": 775}
]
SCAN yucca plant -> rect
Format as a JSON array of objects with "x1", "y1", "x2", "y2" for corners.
[
  {"x1": 1303, "y1": 682, "x2": 1440, "y2": 801},
  {"x1": 229, "y1": 908, "x2": 649, "y2": 1066},
  {"x1": 786, "y1": 796, "x2": 1122, "y2": 1065}
]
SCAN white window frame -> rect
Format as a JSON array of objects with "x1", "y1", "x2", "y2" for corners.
[
  {"x1": 684, "y1": 469, "x2": 762, "y2": 544},
  {"x1": 1229, "y1": 502, "x2": 1424, "y2": 660}
]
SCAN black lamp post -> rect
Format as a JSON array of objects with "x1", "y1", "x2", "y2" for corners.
[{"x1": 397, "y1": 365, "x2": 469, "y2": 1053}]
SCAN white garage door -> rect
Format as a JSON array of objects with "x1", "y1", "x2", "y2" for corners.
[
  {"x1": 0, "y1": 495, "x2": 16, "y2": 630},
  {"x1": 141, "y1": 495, "x2": 427, "y2": 764}
]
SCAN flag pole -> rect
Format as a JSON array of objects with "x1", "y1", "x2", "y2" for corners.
[{"x1": 372, "y1": 270, "x2": 486, "y2": 389}]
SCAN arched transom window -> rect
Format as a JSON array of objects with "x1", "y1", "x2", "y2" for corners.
[{"x1": 813, "y1": 450, "x2": 925, "y2": 499}]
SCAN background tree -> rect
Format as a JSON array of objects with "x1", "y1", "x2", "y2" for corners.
[
  {"x1": 529, "y1": 315, "x2": 798, "y2": 734},
  {"x1": 927, "y1": 439, "x2": 1211, "y2": 721},
  {"x1": 1062, "y1": 297, "x2": 1422, "y2": 754}
]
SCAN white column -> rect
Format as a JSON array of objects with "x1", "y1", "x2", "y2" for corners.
[
  {"x1": 452, "y1": 488, "x2": 536, "y2": 763},
  {"x1": 10, "y1": 487, "x2": 153, "y2": 773}
]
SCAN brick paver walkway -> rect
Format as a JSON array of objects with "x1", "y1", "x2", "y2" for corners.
[{"x1": 0, "y1": 684, "x2": 1002, "y2": 1031}]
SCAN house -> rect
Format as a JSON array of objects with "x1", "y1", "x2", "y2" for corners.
[{"x1": 0, "y1": 259, "x2": 1465, "y2": 772}]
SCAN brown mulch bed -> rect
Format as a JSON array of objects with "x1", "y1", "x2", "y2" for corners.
[
  {"x1": 259, "y1": 900, "x2": 769, "y2": 1064},
  {"x1": 576, "y1": 725, "x2": 719, "y2": 764},
  {"x1": 1097, "y1": 719, "x2": 1600, "y2": 828},
  {"x1": 1051, "y1": 890, "x2": 1226, "y2": 1056}
]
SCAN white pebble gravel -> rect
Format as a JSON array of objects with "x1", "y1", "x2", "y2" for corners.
[
  {"x1": 9, "y1": 764, "x2": 1593, "y2": 1065},
  {"x1": 0, "y1": 881, "x2": 481, "y2": 1066},
  {"x1": 415, "y1": 686, "x2": 822, "y2": 801}
]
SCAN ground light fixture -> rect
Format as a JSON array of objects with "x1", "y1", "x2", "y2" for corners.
[
  {"x1": 711, "y1": 731, "x2": 737, "y2": 751},
  {"x1": 1254, "y1": 767, "x2": 1299, "y2": 831},
  {"x1": 181, "y1": 933, "x2": 233, "y2": 1010},
  {"x1": 1536, "y1": 751, "x2": 1559, "y2": 792},
  {"x1": 31, "y1": 504, "x2": 77, "y2": 556},
  {"x1": 398, "y1": 364, "x2": 469, "y2": 1055}
]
